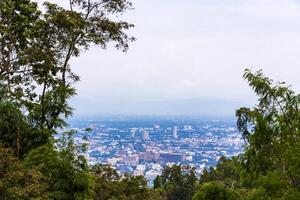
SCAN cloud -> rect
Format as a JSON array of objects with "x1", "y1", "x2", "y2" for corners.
[{"x1": 45, "y1": 0, "x2": 300, "y2": 115}]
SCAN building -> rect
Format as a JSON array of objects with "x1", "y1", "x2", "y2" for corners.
[
  {"x1": 122, "y1": 155, "x2": 139, "y2": 166},
  {"x1": 184, "y1": 125, "x2": 192, "y2": 131},
  {"x1": 107, "y1": 157, "x2": 118, "y2": 166},
  {"x1": 173, "y1": 126, "x2": 178, "y2": 139},
  {"x1": 143, "y1": 130, "x2": 150, "y2": 140},
  {"x1": 159, "y1": 152, "x2": 185, "y2": 163},
  {"x1": 139, "y1": 151, "x2": 159, "y2": 162},
  {"x1": 131, "y1": 130, "x2": 136, "y2": 138},
  {"x1": 154, "y1": 124, "x2": 160, "y2": 129}
]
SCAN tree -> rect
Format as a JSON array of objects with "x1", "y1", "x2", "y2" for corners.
[
  {"x1": 91, "y1": 164, "x2": 159, "y2": 200},
  {"x1": 1, "y1": 1, "x2": 137, "y2": 199},
  {"x1": 23, "y1": 131, "x2": 91, "y2": 200},
  {"x1": 0, "y1": 0, "x2": 135, "y2": 149},
  {"x1": 0, "y1": 102, "x2": 28, "y2": 158},
  {"x1": 0, "y1": 0, "x2": 40, "y2": 102},
  {"x1": 156, "y1": 165, "x2": 197, "y2": 200},
  {"x1": 26, "y1": 0, "x2": 135, "y2": 133},
  {"x1": 0, "y1": 147, "x2": 49, "y2": 200},
  {"x1": 199, "y1": 157, "x2": 241, "y2": 189},
  {"x1": 90, "y1": 163, "x2": 168, "y2": 200},
  {"x1": 192, "y1": 182, "x2": 240, "y2": 200},
  {"x1": 91, "y1": 164, "x2": 121, "y2": 200},
  {"x1": 197, "y1": 69, "x2": 300, "y2": 199},
  {"x1": 236, "y1": 69, "x2": 300, "y2": 190},
  {"x1": 154, "y1": 175, "x2": 163, "y2": 189}
]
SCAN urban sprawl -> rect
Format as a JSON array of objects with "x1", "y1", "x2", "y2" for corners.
[{"x1": 69, "y1": 118, "x2": 244, "y2": 186}]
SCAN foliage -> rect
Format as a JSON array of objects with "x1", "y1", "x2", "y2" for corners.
[
  {"x1": 200, "y1": 156, "x2": 241, "y2": 189},
  {"x1": 23, "y1": 132, "x2": 91, "y2": 200},
  {"x1": 0, "y1": 147, "x2": 49, "y2": 200},
  {"x1": 91, "y1": 164, "x2": 166, "y2": 200},
  {"x1": 192, "y1": 182, "x2": 240, "y2": 200},
  {"x1": 198, "y1": 69, "x2": 300, "y2": 199},
  {"x1": 0, "y1": 102, "x2": 36, "y2": 158},
  {"x1": 0, "y1": 0, "x2": 135, "y2": 142},
  {"x1": 236, "y1": 69, "x2": 300, "y2": 191},
  {"x1": 154, "y1": 165, "x2": 197, "y2": 200},
  {"x1": 0, "y1": 1, "x2": 135, "y2": 197}
]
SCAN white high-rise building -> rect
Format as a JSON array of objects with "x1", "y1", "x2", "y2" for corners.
[
  {"x1": 173, "y1": 126, "x2": 178, "y2": 139},
  {"x1": 131, "y1": 130, "x2": 136, "y2": 138},
  {"x1": 143, "y1": 130, "x2": 150, "y2": 140}
]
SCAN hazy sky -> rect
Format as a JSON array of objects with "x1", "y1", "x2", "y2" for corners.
[{"x1": 47, "y1": 0, "x2": 300, "y2": 115}]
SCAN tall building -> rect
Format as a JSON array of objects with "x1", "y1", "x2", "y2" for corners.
[
  {"x1": 143, "y1": 130, "x2": 150, "y2": 140},
  {"x1": 173, "y1": 126, "x2": 178, "y2": 139},
  {"x1": 131, "y1": 130, "x2": 136, "y2": 138},
  {"x1": 130, "y1": 128, "x2": 138, "y2": 138}
]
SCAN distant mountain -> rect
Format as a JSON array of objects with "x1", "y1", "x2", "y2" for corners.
[{"x1": 70, "y1": 98, "x2": 249, "y2": 118}]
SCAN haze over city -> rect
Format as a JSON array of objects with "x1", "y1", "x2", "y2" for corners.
[{"x1": 44, "y1": 0, "x2": 300, "y2": 116}]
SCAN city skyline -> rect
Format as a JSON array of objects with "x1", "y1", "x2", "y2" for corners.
[{"x1": 69, "y1": 117, "x2": 243, "y2": 186}]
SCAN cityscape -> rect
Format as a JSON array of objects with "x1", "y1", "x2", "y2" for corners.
[{"x1": 69, "y1": 116, "x2": 244, "y2": 186}]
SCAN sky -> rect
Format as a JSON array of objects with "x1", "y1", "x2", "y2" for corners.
[{"x1": 46, "y1": 0, "x2": 300, "y2": 116}]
